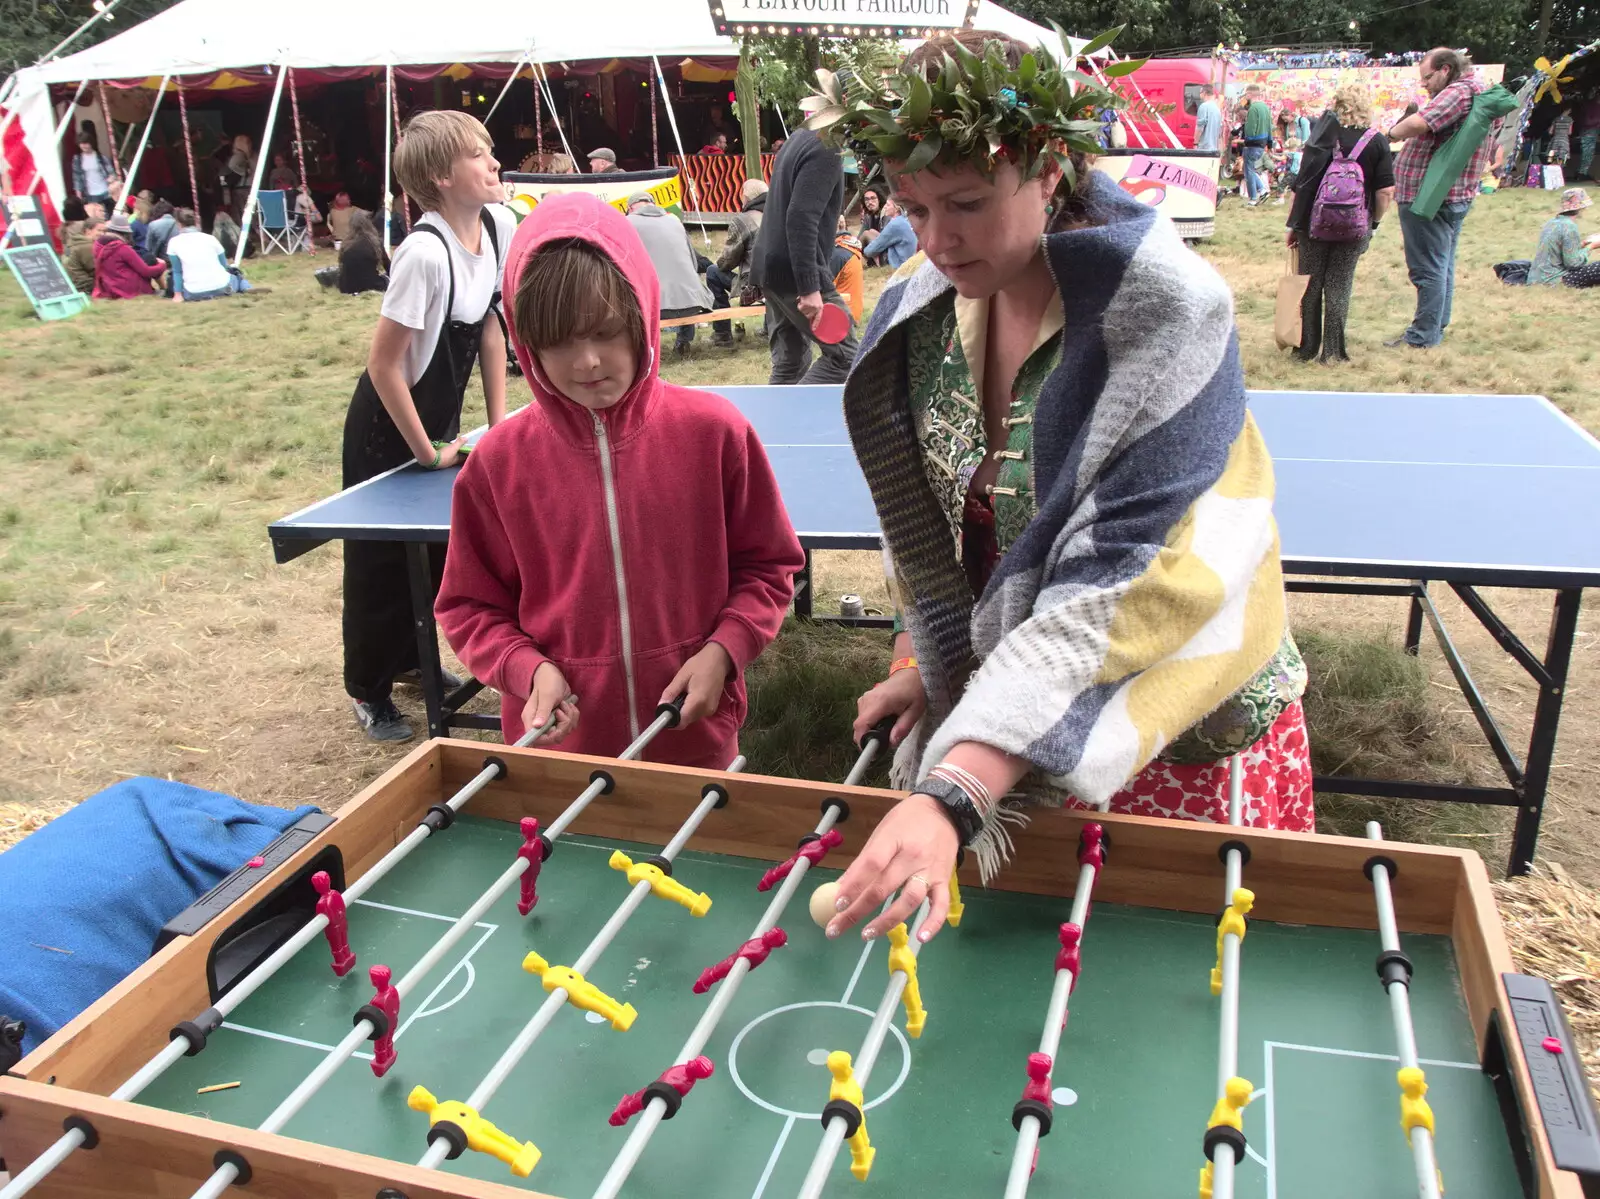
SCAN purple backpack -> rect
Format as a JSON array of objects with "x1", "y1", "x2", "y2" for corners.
[{"x1": 1309, "y1": 128, "x2": 1378, "y2": 242}]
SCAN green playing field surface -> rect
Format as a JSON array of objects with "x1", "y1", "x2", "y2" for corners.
[{"x1": 137, "y1": 815, "x2": 1521, "y2": 1198}]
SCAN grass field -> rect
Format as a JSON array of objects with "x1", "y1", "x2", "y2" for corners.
[{"x1": 1, "y1": 185, "x2": 1597, "y2": 888}]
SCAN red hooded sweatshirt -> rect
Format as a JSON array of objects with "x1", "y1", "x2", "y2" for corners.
[
  {"x1": 91, "y1": 233, "x2": 164, "y2": 299},
  {"x1": 435, "y1": 194, "x2": 804, "y2": 768}
]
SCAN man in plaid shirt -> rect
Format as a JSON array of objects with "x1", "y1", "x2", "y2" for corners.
[{"x1": 1384, "y1": 48, "x2": 1499, "y2": 348}]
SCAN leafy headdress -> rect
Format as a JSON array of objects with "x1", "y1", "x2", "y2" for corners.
[{"x1": 800, "y1": 24, "x2": 1141, "y2": 195}]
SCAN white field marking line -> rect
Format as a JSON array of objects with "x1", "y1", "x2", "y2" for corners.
[
  {"x1": 396, "y1": 922, "x2": 497, "y2": 1033},
  {"x1": 219, "y1": 1022, "x2": 374, "y2": 1063},
  {"x1": 352, "y1": 897, "x2": 499, "y2": 930},
  {"x1": 750, "y1": 1115, "x2": 797, "y2": 1199},
  {"x1": 1273, "y1": 455, "x2": 1600, "y2": 470},
  {"x1": 839, "y1": 935, "x2": 876, "y2": 1007},
  {"x1": 1262, "y1": 1040, "x2": 1481, "y2": 1199}
]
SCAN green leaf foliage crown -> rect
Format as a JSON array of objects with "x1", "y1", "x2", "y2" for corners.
[{"x1": 800, "y1": 24, "x2": 1141, "y2": 185}]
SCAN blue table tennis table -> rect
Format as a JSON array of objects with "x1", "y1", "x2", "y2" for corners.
[{"x1": 271, "y1": 387, "x2": 1600, "y2": 875}]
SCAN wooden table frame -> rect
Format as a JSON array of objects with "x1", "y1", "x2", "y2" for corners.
[{"x1": 0, "y1": 739, "x2": 1584, "y2": 1198}]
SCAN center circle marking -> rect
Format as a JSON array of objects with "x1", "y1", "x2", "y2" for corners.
[{"x1": 727, "y1": 1001, "x2": 913, "y2": 1120}]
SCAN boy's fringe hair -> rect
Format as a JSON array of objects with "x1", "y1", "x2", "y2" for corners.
[{"x1": 513, "y1": 238, "x2": 645, "y2": 356}]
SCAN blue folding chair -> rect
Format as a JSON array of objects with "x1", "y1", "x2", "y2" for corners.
[{"x1": 254, "y1": 189, "x2": 300, "y2": 255}]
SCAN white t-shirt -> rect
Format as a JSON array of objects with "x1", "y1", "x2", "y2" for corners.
[
  {"x1": 78, "y1": 152, "x2": 109, "y2": 196},
  {"x1": 380, "y1": 205, "x2": 516, "y2": 387},
  {"x1": 167, "y1": 229, "x2": 232, "y2": 295}
]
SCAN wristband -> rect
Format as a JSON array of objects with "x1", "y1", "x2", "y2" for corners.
[
  {"x1": 424, "y1": 440, "x2": 446, "y2": 470},
  {"x1": 911, "y1": 775, "x2": 984, "y2": 847},
  {"x1": 889, "y1": 656, "x2": 918, "y2": 676}
]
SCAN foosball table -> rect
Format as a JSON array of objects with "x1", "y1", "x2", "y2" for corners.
[{"x1": 2, "y1": 727, "x2": 1597, "y2": 1198}]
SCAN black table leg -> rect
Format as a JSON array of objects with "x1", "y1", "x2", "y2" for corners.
[
  {"x1": 794, "y1": 547, "x2": 814, "y2": 620},
  {"x1": 404, "y1": 542, "x2": 447, "y2": 740},
  {"x1": 1510, "y1": 588, "x2": 1584, "y2": 877},
  {"x1": 1404, "y1": 582, "x2": 1426, "y2": 656}
]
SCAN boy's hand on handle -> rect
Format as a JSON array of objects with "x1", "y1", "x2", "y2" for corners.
[
  {"x1": 853, "y1": 666, "x2": 926, "y2": 748},
  {"x1": 826, "y1": 794, "x2": 958, "y2": 944},
  {"x1": 522, "y1": 662, "x2": 579, "y2": 746},
  {"x1": 660, "y1": 642, "x2": 733, "y2": 726}
]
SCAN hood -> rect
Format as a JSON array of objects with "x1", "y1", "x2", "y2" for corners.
[
  {"x1": 743, "y1": 193, "x2": 768, "y2": 214},
  {"x1": 503, "y1": 192, "x2": 661, "y2": 445},
  {"x1": 630, "y1": 202, "x2": 666, "y2": 218},
  {"x1": 93, "y1": 233, "x2": 125, "y2": 256}
]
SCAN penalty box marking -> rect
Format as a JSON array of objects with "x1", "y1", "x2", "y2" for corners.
[
  {"x1": 1262, "y1": 1040, "x2": 1481, "y2": 1199},
  {"x1": 222, "y1": 900, "x2": 499, "y2": 1058}
]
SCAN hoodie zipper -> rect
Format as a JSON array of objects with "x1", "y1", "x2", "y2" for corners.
[{"x1": 592, "y1": 411, "x2": 641, "y2": 740}]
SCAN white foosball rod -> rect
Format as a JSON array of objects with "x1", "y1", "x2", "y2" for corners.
[
  {"x1": 1365, "y1": 822, "x2": 1443, "y2": 1199},
  {"x1": 1211, "y1": 755, "x2": 1248, "y2": 1199},
  {"x1": 590, "y1": 750, "x2": 869, "y2": 1199},
  {"x1": 414, "y1": 755, "x2": 745, "y2": 1172},
  {"x1": 1003, "y1": 805, "x2": 1109, "y2": 1199},
  {"x1": 0, "y1": 708, "x2": 605, "y2": 1199},
  {"x1": 794, "y1": 901, "x2": 932, "y2": 1199}
]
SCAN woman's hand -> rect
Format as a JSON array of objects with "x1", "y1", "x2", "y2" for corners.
[
  {"x1": 852, "y1": 666, "x2": 927, "y2": 748},
  {"x1": 1285, "y1": 228, "x2": 1298, "y2": 248},
  {"x1": 826, "y1": 793, "x2": 959, "y2": 943},
  {"x1": 520, "y1": 662, "x2": 579, "y2": 745}
]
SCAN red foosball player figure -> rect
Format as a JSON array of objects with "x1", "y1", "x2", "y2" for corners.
[
  {"x1": 1022, "y1": 1052, "x2": 1054, "y2": 1104},
  {"x1": 609, "y1": 1055, "x2": 715, "y2": 1126},
  {"x1": 312, "y1": 871, "x2": 356, "y2": 977},
  {"x1": 368, "y1": 963, "x2": 401, "y2": 1077},
  {"x1": 1078, "y1": 823, "x2": 1106, "y2": 873},
  {"x1": 694, "y1": 928, "x2": 788, "y2": 994},
  {"x1": 517, "y1": 817, "x2": 546, "y2": 916},
  {"x1": 758, "y1": 829, "x2": 843, "y2": 892},
  {"x1": 1056, "y1": 923, "x2": 1082, "y2": 1028}
]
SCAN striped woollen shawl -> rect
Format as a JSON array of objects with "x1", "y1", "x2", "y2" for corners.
[{"x1": 844, "y1": 174, "x2": 1286, "y2": 880}]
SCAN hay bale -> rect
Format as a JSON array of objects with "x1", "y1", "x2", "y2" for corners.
[
  {"x1": 0, "y1": 799, "x2": 76, "y2": 852},
  {"x1": 1494, "y1": 864, "x2": 1600, "y2": 1103}
]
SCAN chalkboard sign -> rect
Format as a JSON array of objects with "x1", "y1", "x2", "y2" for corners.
[{"x1": 2, "y1": 244, "x2": 89, "y2": 322}]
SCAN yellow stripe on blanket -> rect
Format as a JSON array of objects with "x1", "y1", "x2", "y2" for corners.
[{"x1": 1094, "y1": 416, "x2": 1285, "y2": 767}]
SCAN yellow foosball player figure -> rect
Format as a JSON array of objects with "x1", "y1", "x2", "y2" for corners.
[
  {"x1": 886, "y1": 923, "x2": 927, "y2": 1038},
  {"x1": 522, "y1": 951, "x2": 637, "y2": 1030},
  {"x1": 1198, "y1": 1076, "x2": 1252, "y2": 1199},
  {"x1": 826, "y1": 1050, "x2": 876, "y2": 1181},
  {"x1": 1211, "y1": 887, "x2": 1255, "y2": 996},
  {"x1": 947, "y1": 863, "x2": 965, "y2": 928},
  {"x1": 1397, "y1": 1067, "x2": 1445, "y2": 1194},
  {"x1": 609, "y1": 849, "x2": 712, "y2": 916},
  {"x1": 407, "y1": 1085, "x2": 541, "y2": 1177}
]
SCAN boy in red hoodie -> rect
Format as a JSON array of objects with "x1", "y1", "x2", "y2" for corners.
[{"x1": 435, "y1": 194, "x2": 804, "y2": 768}]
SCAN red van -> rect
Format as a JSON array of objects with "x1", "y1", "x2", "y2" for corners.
[{"x1": 1109, "y1": 57, "x2": 1232, "y2": 150}]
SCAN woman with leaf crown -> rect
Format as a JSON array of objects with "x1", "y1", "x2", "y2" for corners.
[{"x1": 815, "y1": 28, "x2": 1312, "y2": 947}]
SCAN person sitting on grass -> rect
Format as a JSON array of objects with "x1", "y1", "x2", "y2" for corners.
[
  {"x1": 340, "y1": 110, "x2": 514, "y2": 742},
  {"x1": 859, "y1": 195, "x2": 917, "y2": 268},
  {"x1": 64, "y1": 215, "x2": 104, "y2": 293},
  {"x1": 92, "y1": 213, "x2": 166, "y2": 299},
  {"x1": 327, "y1": 190, "x2": 361, "y2": 246},
  {"x1": 167, "y1": 207, "x2": 260, "y2": 301},
  {"x1": 435, "y1": 191, "x2": 804, "y2": 765},
  {"x1": 1530, "y1": 187, "x2": 1600, "y2": 288},
  {"x1": 337, "y1": 211, "x2": 389, "y2": 294},
  {"x1": 144, "y1": 200, "x2": 177, "y2": 263},
  {"x1": 212, "y1": 210, "x2": 242, "y2": 261}
]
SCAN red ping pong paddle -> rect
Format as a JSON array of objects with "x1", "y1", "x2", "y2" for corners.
[{"x1": 810, "y1": 301, "x2": 851, "y2": 345}]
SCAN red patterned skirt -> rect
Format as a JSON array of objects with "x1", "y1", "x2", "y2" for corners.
[{"x1": 1063, "y1": 700, "x2": 1315, "y2": 831}]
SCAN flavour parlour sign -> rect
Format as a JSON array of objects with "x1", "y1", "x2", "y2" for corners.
[{"x1": 707, "y1": 0, "x2": 976, "y2": 38}]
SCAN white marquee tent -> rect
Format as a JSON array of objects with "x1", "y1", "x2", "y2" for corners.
[{"x1": 4, "y1": 0, "x2": 1076, "y2": 221}]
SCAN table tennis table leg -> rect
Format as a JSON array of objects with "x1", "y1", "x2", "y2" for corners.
[
  {"x1": 404, "y1": 542, "x2": 447, "y2": 740},
  {"x1": 1510, "y1": 588, "x2": 1584, "y2": 877},
  {"x1": 794, "y1": 549, "x2": 815, "y2": 620},
  {"x1": 1403, "y1": 585, "x2": 1426, "y2": 656}
]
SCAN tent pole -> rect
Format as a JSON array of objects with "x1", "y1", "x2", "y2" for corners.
[
  {"x1": 234, "y1": 62, "x2": 287, "y2": 266},
  {"x1": 390, "y1": 74, "x2": 410, "y2": 233},
  {"x1": 486, "y1": 53, "x2": 528, "y2": 122},
  {"x1": 115, "y1": 72, "x2": 169, "y2": 214},
  {"x1": 650, "y1": 54, "x2": 708, "y2": 244},
  {"x1": 287, "y1": 67, "x2": 316, "y2": 252},
  {"x1": 535, "y1": 71, "x2": 543, "y2": 160},
  {"x1": 382, "y1": 64, "x2": 394, "y2": 255},
  {"x1": 175, "y1": 76, "x2": 199, "y2": 213},
  {"x1": 650, "y1": 71, "x2": 658, "y2": 166},
  {"x1": 535, "y1": 64, "x2": 575, "y2": 165},
  {"x1": 96, "y1": 84, "x2": 122, "y2": 176}
]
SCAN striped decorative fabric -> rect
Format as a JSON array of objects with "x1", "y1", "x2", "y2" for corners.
[{"x1": 842, "y1": 173, "x2": 1288, "y2": 877}]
